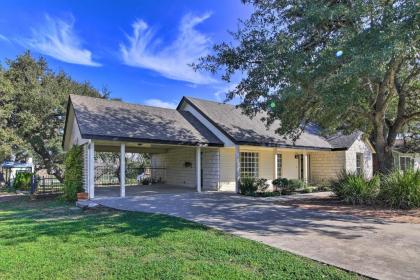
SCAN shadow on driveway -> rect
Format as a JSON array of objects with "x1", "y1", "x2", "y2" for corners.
[{"x1": 95, "y1": 192, "x2": 420, "y2": 280}]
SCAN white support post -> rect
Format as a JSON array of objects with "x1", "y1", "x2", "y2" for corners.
[
  {"x1": 234, "y1": 145, "x2": 240, "y2": 194},
  {"x1": 303, "y1": 154, "x2": 308, "y2": 185},
  {"x1": 196, "y1": 147, "x2": 202, "y2": 192},
  {"x1": 89, "y1": 141, "x2": 95, "y2": 199},
  {"x1": 274, "y1": 153, "x2": 279, "y2": 179},
  {"x1": 120, "y1": 143, "x2": 125, "y2": 197}
]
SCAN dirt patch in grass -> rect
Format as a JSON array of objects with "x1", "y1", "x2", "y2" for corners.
[{"x1": 275, "y1": 196, "x2": 420, "y2": 224}]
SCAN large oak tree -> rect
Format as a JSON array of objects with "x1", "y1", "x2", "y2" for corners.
[
  {"x1": 0, "y1": 52, "x2": 107, "y2": 181},
  {"x1": 196, "y1": 0, "x2": 419, "y2": 173}
]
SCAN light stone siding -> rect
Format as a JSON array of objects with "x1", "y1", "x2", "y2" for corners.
[
  {"x1": 151, "y1": 147, "x2": 220, "y2": 190},
  {"x1": 309, "y1": 151, "x2": 346, "y2": 184},
  {"x1": 345, "y1": 139, "x2": 373, "y2": 178}
]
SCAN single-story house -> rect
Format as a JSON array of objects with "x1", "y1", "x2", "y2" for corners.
[
  {"x1": 391, "y1": 139, "x2": 420, "y2": 171},
  {"x1": 63, "y1": 95, "x2": 375, "y2": 199}
]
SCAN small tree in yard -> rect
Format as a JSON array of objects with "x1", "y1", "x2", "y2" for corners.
[
  {"x1": 63, "y1": 145, "x2": 84, "y2": 201},
  {"x1": 195, "y1": 0, "x2": 419, "y2": 173}
]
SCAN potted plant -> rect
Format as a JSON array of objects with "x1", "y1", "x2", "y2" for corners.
[{"x1": 77, "y1": 192, "x2": 88, "y2": 200}]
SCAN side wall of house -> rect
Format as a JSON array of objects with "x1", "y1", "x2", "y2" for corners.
[
  {"x1": 151, "y1": 147, "x2": 219, "y2": 191},
  {"x1": 309, "y1": 151, "x2": 346, "y2": 184},
  {"x1": 64, "y1": 104, "x2": 88, "y2": 150},
  {"x1": 345, "y1": 139, "x2": 373, "y2": 178}
]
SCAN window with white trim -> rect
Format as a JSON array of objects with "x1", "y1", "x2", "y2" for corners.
[
  {"x1": 356, "y1": 153, "x2": 363, "y2": 175},
  {"x1": 240, "y1": 152, "x2": 259, "y2": 178},
  {"x1": 276, "y1": 154, "x2": 282, "y2": 178},
  {"x1": 399, "y1": 156, "x2": 413, "y2": 171}
]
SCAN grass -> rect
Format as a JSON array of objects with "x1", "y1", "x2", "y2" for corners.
[{"x1": 0, "y1": 197, "x2": 362, "y2": 280}]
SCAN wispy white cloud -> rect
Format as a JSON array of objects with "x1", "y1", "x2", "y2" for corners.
[
  {"x1": 120, "y1": 13, "x2": 216, "y2": 84},
  {"x1": 0, "y1": 34, "x2": 10, "y2": 42},
  {"x1": 19, "y1": 14, "x2": 101, "y2": 66},
  {"x1": 213, "y1": 83, "x2": 239, "y2": 102},
  {"x1": 144, "y1": 99, "x2": 177, "y2": 109}
]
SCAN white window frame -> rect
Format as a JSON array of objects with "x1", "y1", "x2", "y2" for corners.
[
  {"x1": 399, "y1": 156, "x2": 413, "y2": 171},
  {"x1": 240, "y1": 152, "x2": 259, "y2": 178},
  {"x1": 356, "y1": 153, "x2": 363, "y2": 175}
]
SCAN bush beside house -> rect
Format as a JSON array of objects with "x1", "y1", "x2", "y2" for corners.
[
  {"x1": 63, "y1": 145, "x2": 84, "y2": 201},
  {"x1": 332, "y1": 169, "x2": 420, "y2": 209},
  {"x1": 239, "y1": 177, "x2": 269, "y2": 195}
]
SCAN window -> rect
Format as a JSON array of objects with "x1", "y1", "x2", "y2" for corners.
[
  {"x1": 276, "y1": 154, "x2": 282, "y2": 178},
  {"x1": 240, "y1": 152, "x2": 259, "y2": 178},
  {"x1": 400, "y1": 156, "x2": 413, "y2": 171},
  {"x1": 356, "y1": 153, "x2": 363, "y2": 175}
]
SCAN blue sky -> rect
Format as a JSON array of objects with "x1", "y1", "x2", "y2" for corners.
[{"x1": 0, "y1": 0, "x2": 252, "y2": 107}]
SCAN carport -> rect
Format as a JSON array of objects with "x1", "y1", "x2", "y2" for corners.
[{"x1": 62, "y1": 95, "x2": 223, "y2": 199}]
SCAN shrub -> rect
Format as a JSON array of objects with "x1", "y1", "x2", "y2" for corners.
[
  {"x1": 13, "y1": 172, "x2": 32, "y2": 191},
  {"x1": 239, "y1": 177, "x2": 257, "y2": 195},
  {"x1": 378, "y1": 169, "x2": 420, "y2": 209},
  {"x1": 272, "y1": 177, "x2": 304, "y2": 195},
  {"x1": 239, "y1": 177, "x2": 269, "y2": 195},
  {"x1": 332, "y1": 171, "x2": 380, "y2": 205},
  {"x1": 302, "y1": 186, "x2": 312, "y2": 193},
  {"x1": 141, "y1": 177, "x2": 151, "y2": 185},
  {"x1": 63, "y1": 145, "x2": 84, "y2": 201}
]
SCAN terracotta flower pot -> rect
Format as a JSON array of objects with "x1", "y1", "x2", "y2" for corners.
[{"x1": 77, "y1": 192, "x2": 88, "y2": 200}]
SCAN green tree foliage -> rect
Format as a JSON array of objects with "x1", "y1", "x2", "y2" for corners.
[
  {"x1": 12, "y1": 172, "x2": 33, "y2": 191},
  {"x1": 63, "y1": 145, "x2": 84, "y2": 201},
  {"x1": 196, "y1": 0, "x2": 419, "y2": 173},
  {"x1": 0, "y1": 51, "x2": 107, "y2": 181}
]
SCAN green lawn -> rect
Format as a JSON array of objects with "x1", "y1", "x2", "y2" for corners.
[{"x1": 0, "y1": 197, "x2": 362, "y2": 280}]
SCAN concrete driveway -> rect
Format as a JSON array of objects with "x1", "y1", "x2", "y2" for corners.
[{"x1": 95, "y1": 192, "x2": 420, "y2": 280}]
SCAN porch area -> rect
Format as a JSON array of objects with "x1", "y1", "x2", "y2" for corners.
[{"x1": 84, "y1": 140, "x2": 217, "y2": 199}]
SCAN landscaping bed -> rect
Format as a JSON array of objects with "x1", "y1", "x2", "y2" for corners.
[
  {"x1": 0, "y1": 196, "x2": 363, "y2": 280},
  {"x1": 275, "y1": 194, "x2": 420, "y2": 224}
]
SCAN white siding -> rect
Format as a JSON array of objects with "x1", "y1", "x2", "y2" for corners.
[
  {"x1": 202, "y1": 149, "x2": 220, "y2": 190},
  {"x1": 64, "y1": 105, "x2": 88, "y2": 150},
  {"x1": 345, "y1": 138, "x2": 373, "y2": 178},
  {"x1": 219, "y1": 147, "x2": 276, "y2": 191},
  {"x1": 83, "y1": 143, "x2": 88, "y2": 192},
  {"x1": 277, "y1": 150, "x2": 300, "y2": 180},
  {"x1": 219, "y1": 148, "x2": 236, "y2": 191}
]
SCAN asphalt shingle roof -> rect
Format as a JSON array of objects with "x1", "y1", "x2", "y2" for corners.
[
  {"x1": 326, "y1": 131, "x2": 363, "y2": 150},
  {"x1": 183, "y1": 97, "x2": 334, "y2": 149},
  {"x1": 69, "y1": 95, "x2": 223, "y2": 146}
]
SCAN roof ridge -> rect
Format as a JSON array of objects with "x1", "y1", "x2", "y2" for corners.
[
  {"x1": 185, "y1": 96, "x2": 235, "y2": 107},
  {"x1": 70, "y1": 94, "x2": 179, "y2": 112}
]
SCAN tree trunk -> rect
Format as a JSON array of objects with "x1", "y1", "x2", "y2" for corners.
[
  {"x1": 375, "y1": 141, "x2": 394, "y2": 173},
  {"x1": 373, "y1": 111, "x2": 395, "y2": 174}
]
